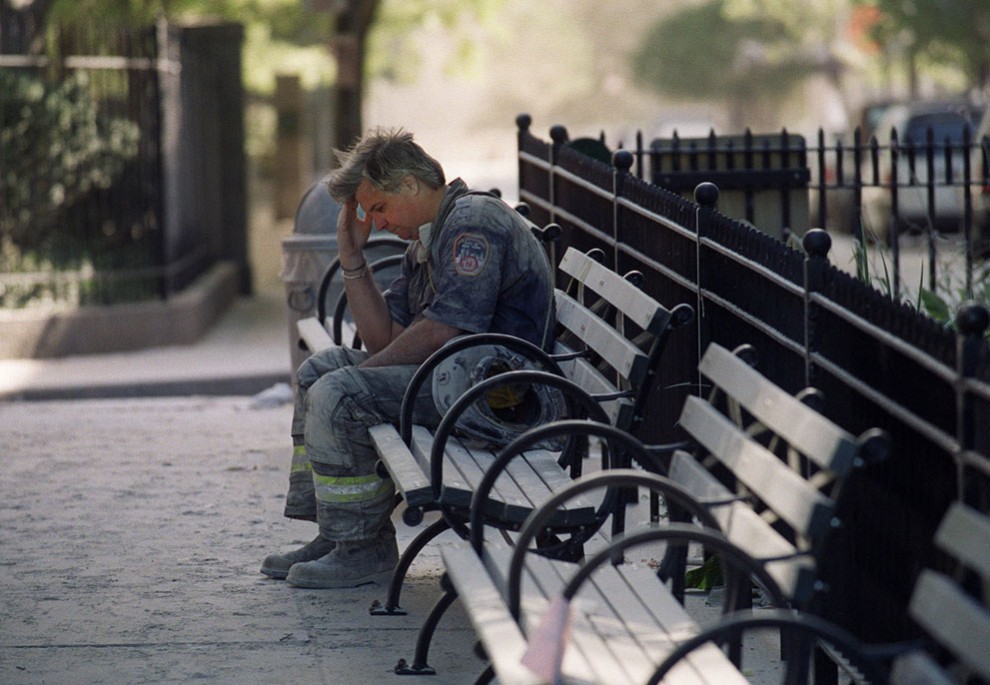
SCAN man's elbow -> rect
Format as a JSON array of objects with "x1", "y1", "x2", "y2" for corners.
[{"x1": 426, "y1": 321, "x2": 463, "y2": 350}]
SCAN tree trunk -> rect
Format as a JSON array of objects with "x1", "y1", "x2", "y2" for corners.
[{"x1": 331, "y1": 0, "x2": 380, "y2": 150}]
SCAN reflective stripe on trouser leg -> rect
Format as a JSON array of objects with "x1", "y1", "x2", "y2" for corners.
[
  {"x1": 284, "y1": 442, "x2": 316, "y2": 519},
  {"x1": 313, "y1": 472, "x2": 393, "y2": 503},
  {"x1": 312, "y1": 462, "x2": 395, "y2": 542},
  {"x1": 285, "y1": 346, "x2": 370, "y2": 520},
  {"x1": 304, "y1": 361, "x2": 441, "y2": 542}
]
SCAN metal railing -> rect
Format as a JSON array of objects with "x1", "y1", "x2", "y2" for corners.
[
  {"x1": 603, "y1": 122, "x2": 990, "y2": 303},
  {"x1": 0, "y1": 23, "x2": 167, "y2": 307}
]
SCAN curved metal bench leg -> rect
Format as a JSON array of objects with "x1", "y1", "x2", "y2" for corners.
[
  {"x1": 473, "y1": 663, "x2": 495, "y2": 684},
  {"x1": 394, "y1": 578, "x2": 458, "y2": 676},
  {"x1": 370, "y1": 517, "x2": 450, "y2": 616}
]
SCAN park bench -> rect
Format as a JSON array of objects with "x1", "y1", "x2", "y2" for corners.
[
  {"x1": 367, "y1": 245, "x2": 694, "y2": 632},
  {"x1": 649, "y1": 498, "x2": 990, "y2": 684},
  {"x1": 886, "y1": 500, "x2": 990, "y2": 685},
  {"x1": 438, "y1": 341, "x2": 891, "y2": 683}
]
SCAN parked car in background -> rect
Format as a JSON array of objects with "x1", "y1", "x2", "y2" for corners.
[{"x1": 860, "y1": 100, "x2": 987, "y2": 242}]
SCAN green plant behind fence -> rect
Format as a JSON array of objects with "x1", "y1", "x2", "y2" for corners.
[
  {"x1": 851, "y1": 230, "x2": 990, "y2": 339},
  {"x1": 0, "y1": 69, "x2": 145, "y2": 308}
]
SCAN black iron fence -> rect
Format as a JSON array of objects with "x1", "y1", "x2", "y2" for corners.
[
  {"x1": 600, "y1": 117, "x2": 990, "y2": 305},
  {"x1": 0, "y1": 18, "x2": 247, "y2": 308},
  {"x1": 1, "y1": 22, "x2": 164, "y2": 306},
  {"x1": 516, "y1": 114, "x2": 990, "y2": 645}
]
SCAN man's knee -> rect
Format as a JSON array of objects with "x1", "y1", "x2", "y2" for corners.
[{"x1": 296, "y1": 346, "x2": 366, "y2": 391}]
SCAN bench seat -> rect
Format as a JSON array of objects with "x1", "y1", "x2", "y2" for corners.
[
  {"x1": 444, "y1": 540, "x2": 749, "y2": 685},
  {"x1": 438, "y1": 342, "x2": 891, "y2": 682},
  {"x1": 370, "y1": 423, "x2": 599, "y2": 528}
]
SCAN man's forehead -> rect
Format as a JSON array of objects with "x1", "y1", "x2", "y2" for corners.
[{"x1": 354, "y1": 179, "x2": 383, "y2": 206}]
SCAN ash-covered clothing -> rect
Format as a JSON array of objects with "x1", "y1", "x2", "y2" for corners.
[
  {"x1": 384, "y1": 178, "x2": 556, "y2": 350},
  {"x1": 287, "y1": 346, "x2": 442, "y2": 540},
  {"x1": 284, "y1": 178, "x2": 556, "y2": 544}
]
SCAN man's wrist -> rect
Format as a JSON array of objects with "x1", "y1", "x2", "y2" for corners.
[
  {"x1": 339, "y1": 251, "x2": 366, "y2": 272},
  {"x1": 342, "y1": 261, "x2": 369, "y2": 280}
]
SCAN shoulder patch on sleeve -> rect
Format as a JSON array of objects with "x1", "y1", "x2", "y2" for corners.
[{"x1": 452, "y1": 233, "x2": 489, "y2": 276}]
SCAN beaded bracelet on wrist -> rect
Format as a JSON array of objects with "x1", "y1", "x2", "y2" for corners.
[{"x1": 342, "y1": 262, "x2": 369, "y2": 280}]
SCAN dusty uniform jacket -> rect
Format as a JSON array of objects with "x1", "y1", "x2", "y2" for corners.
[{"x1": 385, "y1": 178, "x2": 556, "y2": 350}]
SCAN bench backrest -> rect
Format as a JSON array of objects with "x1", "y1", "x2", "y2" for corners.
[
  {"x1": 552, "y1": 246, "x2": 693, "y2": 434},
  {"x1": 892, "y1": 501, "x2": 990, "y2": 684},
  {"x1": 669, "y1": 342, "x2": 888, "y2": 608}
]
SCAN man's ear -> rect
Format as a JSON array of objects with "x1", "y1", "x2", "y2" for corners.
[{"x1": 402, "y1": 175, "x2": 420, "y2": 195}]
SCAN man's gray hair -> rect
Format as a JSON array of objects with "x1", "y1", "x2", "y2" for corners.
[{"x1": 326, "y1": 127, "x2": 445, "y2": 202}]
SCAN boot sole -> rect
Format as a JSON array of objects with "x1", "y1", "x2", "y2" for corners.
[
  {"x1": 285, "y1": 568, "x2": 393, "y2": 589},
  {"x1": 259, "y1": 564, "x2": 290, "y2": 580}
]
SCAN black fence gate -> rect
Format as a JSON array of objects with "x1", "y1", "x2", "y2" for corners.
[{"x1": 0, "y1": 17, "x2": 247, "y2": 308}]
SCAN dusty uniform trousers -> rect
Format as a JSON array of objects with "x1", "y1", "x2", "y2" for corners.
[{"x1": 285, "y1": 346, "x2": 442, "y2": 542}]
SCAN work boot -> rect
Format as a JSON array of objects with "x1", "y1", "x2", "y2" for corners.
[
  {"x1": 260, "y1": 534, "x2": 336, "y2": 580},
  {"x1": 285, "y1": 535, "x2": 398, "y2": 589}
]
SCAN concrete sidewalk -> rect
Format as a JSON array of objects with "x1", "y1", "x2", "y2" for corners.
[
  {"x1": 0, "y1": 291, "x2": 479, "y2": 684},
  {"x1": 0, "y1": 395, "x2": 485, "y2": 685},
  {"x1": 0, "y1": 290, "x2": 294, "y2": 401}
]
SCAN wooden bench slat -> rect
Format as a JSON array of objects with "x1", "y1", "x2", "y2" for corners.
[
  {"x1": 500, "y1": 452, "x2": 578, "y2": 525},
  {"x1": 296, "y1": 316, "x2": 334, "y2": 354},
  {"x1": 368, "y1": 424, "x2": 433, "y2": 508},
  {"x1": 440, "y1": 544, "x2": 544, "y2": 685},
  {"x1": 669, "y1": 452, "x2": 814, "y2": 602},
  {"x1": 409, "y1": 428, "x2": 595, "y2": 527},
  {"x1": 409, "y1": 428, "x2": 502, "y2": 510},
  {"x1": 556, "y1": 290, "x2": 650, "y2": 385},
  {"x1": 909, "y1": 570, "x2": 990, "y2": 679},
  {"x1": 522, "y1": 552, "x2": 643, "y2": 685},
  {"x1": 434, "y1": 440, "x2": 520, "y2": 517},
  {"x1": 612, "y1": 565, "x2": 749, "y2": 685},
  {"x1": 520, "y1": 555, "x2": 652, "y2": 684},
  {"x1": 483, "y1": 546, "x2": 610, "y2": 684},
  {"x1": 934, "y1": 501, "x2": 990, "y2": 578},
  {"x1": 679, "y1": 395, "x2": 836, "y2": 540},
  {"x1": 557, "y1": 247, "x2": 673, "y2": 334},
  {"x1": 603, "y1": 563, "x2": 748, "y2": 685},
  {"x1": 699, "y1": 343, "x2": 859, "y2": 475},
  {"x1": 532, "y1": 554, "x2": 665, "y2": 684}
]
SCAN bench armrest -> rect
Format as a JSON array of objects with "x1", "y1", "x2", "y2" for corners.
[
  {"x1": 398, "y1": 333, "x2": 563, "y2": 445},
  {"x1": 652, "y1": 610, "x2": 889, "y2": 685},
  {"x1": 296, "y1": 317, "x2": 334, "y2": 354}
]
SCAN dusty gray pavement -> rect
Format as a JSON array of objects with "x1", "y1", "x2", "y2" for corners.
[
  {"x1": 0, "y1": 288, "x2": 486, "y2": 684},
  {"x1": 0, "y1": 395, "x2": 484, "y2": 685},
  {"x1": 0, "y1": 290, "x2": 294, "y2": 401}
]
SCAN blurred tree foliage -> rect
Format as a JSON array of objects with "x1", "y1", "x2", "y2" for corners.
[
  {"x1": 856, "y1": 0, "x2": 990, "y2": 92},
  {"x1": 631, "y1": 0, "x2": 826, "y2": 130},
  {"x1": 20, "y1": 0, "x2": 505, "y2": 148}
]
